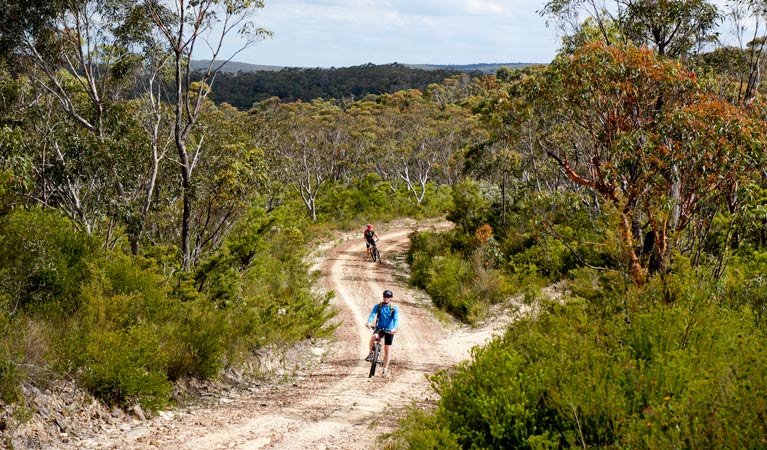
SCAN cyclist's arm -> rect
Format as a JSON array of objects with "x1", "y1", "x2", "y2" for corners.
[
  {"x1": 366, "y1": 304, "x2": 379, "y2": 327},
  {"x1": 389, "y1": 306, "x2": 399, "y2": 333}
]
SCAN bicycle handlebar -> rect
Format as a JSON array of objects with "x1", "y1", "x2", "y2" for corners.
[{"x1": 368, "y1": 325, "x2": 393, "y2": 334}]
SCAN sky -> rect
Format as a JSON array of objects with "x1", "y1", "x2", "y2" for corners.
[{"x1": 215, "y1": 0, "x2": 562, "y2": 68}]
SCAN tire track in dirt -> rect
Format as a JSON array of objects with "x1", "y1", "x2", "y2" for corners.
[{"x1": 70, "y1": 219, "x2": 511, "y2": 450}]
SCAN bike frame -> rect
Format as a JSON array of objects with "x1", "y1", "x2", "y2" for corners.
[
  {"x1": 368, "y1": 239, "x2": 381, "y2": 263},
  {"x1": 368, "y1": 327, "x2": 390, "y2": 377}
]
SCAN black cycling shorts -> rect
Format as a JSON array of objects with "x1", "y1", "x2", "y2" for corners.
[{"x1": 378, "y1": 330, "x2": 394, "y2": 345}]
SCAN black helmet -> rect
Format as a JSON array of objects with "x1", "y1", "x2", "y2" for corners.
[{"x1": 383, "y1": 289, "x2": 393, "y2": 298}]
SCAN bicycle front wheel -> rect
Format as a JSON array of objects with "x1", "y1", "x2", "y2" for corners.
[{"x1": 368, "y1": 344, "x2": 380, "y2": 377}]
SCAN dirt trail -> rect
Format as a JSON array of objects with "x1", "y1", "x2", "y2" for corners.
[{"x1": 68, "y1": 219, "x2": 511, "y2": 450}]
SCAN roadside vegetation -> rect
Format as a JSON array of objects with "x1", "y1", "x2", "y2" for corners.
[
  {"x1": 2, "y1": 0, "x2": 767, "y2": 448},
  {"x1": 388, "y1": 1, "x2": 767, "y2": 448}
]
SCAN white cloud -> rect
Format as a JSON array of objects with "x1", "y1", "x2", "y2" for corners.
[{"x1": 213, "y1": 0, "x2": 559, "y2": 67}]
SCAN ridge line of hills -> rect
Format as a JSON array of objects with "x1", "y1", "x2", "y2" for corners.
[
  {"x1": 191, "y1": 60, "x2": 538, "y2": 109},
  {"x1": 191, "y1": 60, "x2": 535, "y2": 75}
]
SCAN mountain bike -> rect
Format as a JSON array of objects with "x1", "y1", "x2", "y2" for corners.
[
  {"x1": 368, "y1": 327, "x2": 388, "y2": 377},
  {"x1": 369, "y1": 239, "x2": 381, "y2": 263}
]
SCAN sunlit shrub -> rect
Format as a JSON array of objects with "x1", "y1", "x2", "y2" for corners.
[
  {"x1": 397, "y1": 273, "x2": 767, "y2": 449},
  {"x1": 425, "y1": 255, "x2": 473, "y2": 319},
  {"x1": 77, "y1": 327, "x2": 172, "y2": 410}
]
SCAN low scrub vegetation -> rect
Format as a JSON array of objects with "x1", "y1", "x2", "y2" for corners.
[
  {"x1": 0, "y1": 176, "x2": 445, "y2": 413},
  {"x1": 392, "y1": 263, "x2": 767, "y2": 449},
  {"x1": 395, "y1": 179, "x2": 767, "y2": 448},
  {"x1": 0, "y1": 207, "x2": 337, "y2": 410}
]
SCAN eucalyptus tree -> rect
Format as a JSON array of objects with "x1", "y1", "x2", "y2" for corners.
[
  {"x1": 345, "y1": 96, "x2": 397, "y2": 189},
  {"x1": 713, "y1": 0, "x2": 767, "y2": 102},
  {"x1": 377, "y1": 90, "x2": 479, "y2": 205},
  {"x1": 246, "y1": 97, "x2": 290, "y2": 213},
  {"x1": 0, "y1": 0, "x2": 179, "y2": 259},
  {"x1": 470, "y1": 66, "x2": 577, "y2": 226},
  {"x1": 0, "y1": 0, "x2": 151, "y2": 235},
  {"x1": 144, "y1": 0, "x2": 271, "y2": 270},
  {"x1": 269, "y1": 99, "x2": 346, "y2": 222},
  {"x1": 525, "y1": 42, "x2": 767, "y2": 283},
  {"x1": 540, "y1": 0, "x2": 722, "y2": 58},
  {"x1": 186, "y1": 102, "x2": 266, "y2": 265}
]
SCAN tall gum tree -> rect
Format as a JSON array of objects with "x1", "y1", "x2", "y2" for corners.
[
  {"x1": 377, "y1": 90, "x2": 478, "y2": 204},
  {"x1": 272, "y1": 99, "x2": 346, "y2": 222},
  {"x1": 144, "y1": 0, "x2": 270, "y2": 271},
  {"x1": 2, "y1": 0, "x2": 177, "y2": 255},
  {"x1": 526, "y1": 42, "x2": 766, "y2": 284},
  {"x1": 540, "y1": 0, "x2": 721, "y2": 59},
  {"x1": 3, "y1": 0, "x2": 152, "y2": 237}
]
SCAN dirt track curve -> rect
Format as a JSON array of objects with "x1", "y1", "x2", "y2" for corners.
[{"x1": 68, "y1": 219, "x2": 511, "y2": 450}]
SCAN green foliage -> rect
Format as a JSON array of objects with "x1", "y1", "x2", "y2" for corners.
[
  {"x1": 408, "y1": 228, "x2": 511, "y2": 322},
  {"x1": 205, "y1": 63, "x2": 468, "y2": 108},
  {"x1": 398, "y1": 266, "x2": 767, "y2": 449},
  {"x1": 390, "y1": 405, "x2": 462, "y2": 450},
  {"x1": 318, "y1": 175, "x2": 391, "y2": 224},
  {"x1": 193, "y1": 206, "x2": 337, "y2": 362},
  {"x1": 446, "y1": 179, "x2": 492, "y2": 234},
  {"x1": 76, "y1": 327, "x2": 172, "y2": 410},
  {"x1": 0, "y1": 208, "x2": 100, "y2": 317},
  {"x1": 425, "y1": 255, "x2": 474, "y2": 318},
  {"x1": 163, "y1": 304, "x2": 227, "y2": 380},
  {"x1": 63, "y1": 254, "x2": 181, "y2": 408}
]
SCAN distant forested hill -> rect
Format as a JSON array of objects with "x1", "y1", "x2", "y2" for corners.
[
  {"x1": 405, "y1": 62, "x2": 535, "y2": 74},
  {"x1": 199, "y1": 63, "x2": 476, "y2": 109},
  {"x1": 192, "y1": 60, "x2": 535, "y2": 75},
  {"x1": 191, "y1": 60, "x2": 285, "y2": 72}
]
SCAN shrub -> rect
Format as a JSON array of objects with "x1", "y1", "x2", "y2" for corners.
[
  {"x1": 446, "y1": 179, "x2": 492, "y2": 234},
  {"x1": 76, "y1": 327, "x2": 172, "y2": 410},
  {"x1": 0, "y1": 208, "x2": 100, "y2": 317},
  {"x1": 63, "y1": 254, "x2": 216, "y2": 408},
  {"x1": 426, "y1": 255, "x2": 474, "y2": 318},
  {"x1": 398, "y1": 272, "x2": 767, "y2": 449}
]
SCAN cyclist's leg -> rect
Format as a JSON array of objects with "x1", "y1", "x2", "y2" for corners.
[
  {"x1": 368, "y1": 332, "x2": 375, "y2": 353},
  {"x1": 383, "y1": 344, "x2": 391, "y2": 369},
  {"x1": 382, "y1": 332, "x2": 394, "y2": 369}
]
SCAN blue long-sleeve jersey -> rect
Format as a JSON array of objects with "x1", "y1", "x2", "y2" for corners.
[{"x1": 367, "y1": 302, "x2": 399, "y2": 331}]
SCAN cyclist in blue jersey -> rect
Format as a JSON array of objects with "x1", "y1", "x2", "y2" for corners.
[{"x1": 365, "y1": 289, "x2": 399, "y2": 377}]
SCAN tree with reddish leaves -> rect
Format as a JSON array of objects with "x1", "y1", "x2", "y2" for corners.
[{"x1": 525, "y1": 42, "x2": 767, "y2": 284}]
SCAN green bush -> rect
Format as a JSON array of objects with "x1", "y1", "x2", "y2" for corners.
[
  {"x1": 389, "y1": 405, "x2": 462, "y2": 450},
  {"x1": 398, "y1": 269, "x2": 767, "y2": 449},
  {"x1": 77, "y1": 327, "x2": 172, "y2": 410},
  {"x1": 0, "y1": 208, "x2": 100, "y2": 317},
  {"x1": 163, "y1": 304, "x2": 227, "y2": 380},
  {"x1": 446, "y1": 179, "x2": 492, "y2": 234},
  {"x1": 193, "y1": 209, "x2": 337, "y2": 366},
  {"x1": 426, "y1": 255, "x2": 474, "y2": 318},
  {"x1": 61, "y1": 254, "x2": 228, "y2": 407},
  {"x1": 408, "y1": 228, "x2": 512, "y2": 322}
]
